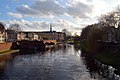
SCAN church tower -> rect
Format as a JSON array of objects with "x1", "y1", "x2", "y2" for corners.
[{"x1": 50, "y1": 24, "x2": 52, "y2": 32}]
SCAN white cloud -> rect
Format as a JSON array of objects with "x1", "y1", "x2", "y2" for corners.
[
  {"x1": 67, "y1": 2, "x2": 92, "y2": 18},
  {"x1": 4, "y1": 20, "x2": 51, "y2": 31},
  {"x1": 5, "y1": 0, "x2": 120, "y2": 34},
  {"x1": 2, "y1": 19, "x2": 82, "y2": 34},
  {"x1": 16, "y1": 4, "x2": 38, "y2": 16},
  {"x1": 16, "y1": 1, "x2": 65, "y2": 17},
  {"x1": 7, "y1": 12, "x2": 23, "y2": 18},
  {"x1": 92, "y1": 0, "x2": 107, "y2": 16},
  {"x1": 16, "y1": 0, "x2": 93, "y2": 18}
]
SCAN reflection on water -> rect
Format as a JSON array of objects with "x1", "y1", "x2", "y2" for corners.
[
  {"x1": 0, "y1": 44, "x2": 105, "y2": 80},
  {"x1": 81, "y1": 50, "x2": 120, "y2": 80},
  {"x1": 80, "y1": 51, "x2": 103, "y2": 79}
]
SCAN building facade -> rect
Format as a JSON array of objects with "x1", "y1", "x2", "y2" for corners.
[
  {"x1": 0, "y1": 23, "x2": 5, "y2": 43},
  {"x1": 5, "y1": 29, "x2": 17, "y2": 42},
  {"x1": 17, "y1": 31, "x2": 65, "y2": 42}
]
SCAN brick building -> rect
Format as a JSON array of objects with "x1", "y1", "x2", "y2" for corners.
[{"x1": 17, "y1": 31, "x2": 65, "y2": 42}]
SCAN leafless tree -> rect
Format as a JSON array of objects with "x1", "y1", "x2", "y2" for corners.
[
  {"x1": 98, "y1": 7, "x2": 120, "y2": 28},
  {"x1": 8, "y1": 23, "x2": 22, "y2": 32}
]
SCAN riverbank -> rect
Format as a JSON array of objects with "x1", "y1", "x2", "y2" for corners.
[
  {"x1": 79, "y1": 42, "x2": 120, "y2": 75},
  {"x1": 0, "y1": 50, "x2": 19, "y2": 55},
  {"x1": 96, "y1": 52, "x2": 120, "y2": 75}
]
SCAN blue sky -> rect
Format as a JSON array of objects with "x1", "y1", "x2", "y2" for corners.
[
  {"x1": 0, "y1": 0, "x2": 120, "y2": 35},
  {"x1": 0, "y1": 0, "x2": 34, "y2": 20}
]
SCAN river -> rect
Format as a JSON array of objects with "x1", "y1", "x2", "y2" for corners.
[{"x1": 0, "y1": 44, "x2": 106, "y2": 80}]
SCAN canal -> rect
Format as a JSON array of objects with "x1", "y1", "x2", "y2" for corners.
[{"x1": 0, "y1": 44, "x2": 105, "y2": 80}]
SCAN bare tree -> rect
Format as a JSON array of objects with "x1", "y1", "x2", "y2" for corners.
[
  {"x1": 62, "y1": 29, "x2": 72, "y2": 36},
  {"x1": 8, "y1": 23, "x2": 22, "y2": 32},
  {"x1": 98, "y1": 7, "x2": 120, "y2": 28}
]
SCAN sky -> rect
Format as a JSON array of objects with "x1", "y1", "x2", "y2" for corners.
[{"x1": 0, "y1": 0, "x2": 120, "y2": 35}]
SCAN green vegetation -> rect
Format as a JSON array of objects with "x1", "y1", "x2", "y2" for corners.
[
  {"x1": 0, "y1": 50, "x2": 19, "y2": 55},
  {"x1": 95, "y1": 50, "x2": 120, "y2": 66},
  {"x1": 79, "y1": 41, "x2": 120, "y2": 74},
  {"x1": 96, "y1": 53, "x2": 120, "y2": 65},
  {"x1": 96, "y1": 52, "x2": 120, "y2": 75},
  {"x1": 80, "y1": 7, "x2": 120, "y2": 53},
  {"x1": 79, "y1": 7, "x2": 120, "y2": 75},
  {"x1": 66, "y1": 39, "x2": 74, "y2": 43}
]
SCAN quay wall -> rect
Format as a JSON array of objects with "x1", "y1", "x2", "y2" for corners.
[
  {"x1": 0, "y1": 42, "x2": 13, "y2": 51},
  {"x1": 43, "y1": 40, "x2": 57, "y2": 44}
]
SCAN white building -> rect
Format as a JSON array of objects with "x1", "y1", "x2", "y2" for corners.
[{"x1": 0, "y1": 23, "x2": 5, "y2": 43}]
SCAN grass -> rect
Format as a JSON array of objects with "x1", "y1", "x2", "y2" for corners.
[
  {"x1": 80, "y1": 41, "x2": 120, "y2": 75},
  {"x1": 0, "y1": 49, "x2": 19, "y2": 55},
  {"x1": 79, "y1": 42, "x2": 94, "y2": 53},
  {"x1": 96, "y1": 53, "x2": 120, "y2": 65},
  {"x1": 96, "y1": 53, "x2": 120, "y2": 75},
  {"x1": 76, "y1": 41, "x2": 120, "y2": 65},
  {"x1": 96, "y1": 53, "x2": 115, "y2": 64}
]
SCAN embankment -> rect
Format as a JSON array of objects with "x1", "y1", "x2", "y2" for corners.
[
  {"x1": 0, "y1": 42, "x2": 12, "y2": 51},
  {"x1": 80, "y1": 42, "x2": 120, "y2": 75},
  {"x1": 0, "y1": 42, "x2": 18, "y2": 54}
]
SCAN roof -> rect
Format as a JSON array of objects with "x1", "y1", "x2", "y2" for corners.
[
  {"x1": 5, "y1": 29, "x2": 16, "y2": 33},
  {"x1": 20, "y1": 31, "x2": 56, "y2": 33},
  {"x1": 19, "y1": 31, "x2": 64, "y2": 34},
  {"x1": 0, "y1": 23, "x2": 5, "y2": 31}
]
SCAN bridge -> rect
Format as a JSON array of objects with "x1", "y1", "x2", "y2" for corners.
[{"x1": 16, "y1": 40, "x2": 57, "y2": 53}]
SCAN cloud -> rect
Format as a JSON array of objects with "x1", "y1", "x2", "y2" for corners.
[
  {"x1": 67, "y1": 2, "x2": 93, "y2": 18},
  {"x1": 7, "y1": 12, "x2": 23, "y2": 18},
  {"x1": 2, "y1": 19, "x2": 82, "y2": 34},
  {"x1": 16, "y1": 1, "x2": 65, "y2": 18},
  {"x1": 32, "y1": 0, "x2": 65, "y2": 15},
  {"x1": 3, "y1": 0, "x2": 120, "y2": 35},
  {"x1": 16, "y1": 0, "x2": 93, "y2": 18},
  {"x1": 4, "y1": 19, "x2": 50, "y2": 31},
  {"x1": 16, "y1": 4, "x2": 38, "y2": 16},
  {"x1": 87, "y1": 0, "x2": 93, "y2": 2}
]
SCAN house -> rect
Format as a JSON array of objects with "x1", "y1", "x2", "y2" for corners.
[
  {"x1": 33, "y1": 33, "x2": 38, "y2": 40},
  {"x1": 17, "y1": 32, "x2": 26, "y2": 41},
  {"x1": 0, "y1": 23, "x2": 5, "y2": 43},
  {"x1": 5, "y1": 29, "x2": 17, "y2": 42},
  {"x1": 17, "y1": 25, "x2": 66, "y2": 42},
  {"x1": 102, "y1": 26, "x2": 116, "y2": 43},
  {"x1": 17, "y1": 31, "x2": 65, "y2": 41}
]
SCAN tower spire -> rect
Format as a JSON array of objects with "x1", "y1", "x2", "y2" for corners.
[{"x1": 50, "y1": 23, "x2": 52, "y2": 32}]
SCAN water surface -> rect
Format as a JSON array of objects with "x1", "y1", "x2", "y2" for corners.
[{"x1": 0, "y1": 45, "x2": 105, "y2": 80}]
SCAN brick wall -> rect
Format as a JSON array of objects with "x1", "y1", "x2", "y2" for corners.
[
  {"x1": 0, "y1": 42, "x2": 12, "y2": 51},
  {"x1": 43, "y1": 40, "x2": 57, "y2": 44}
]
